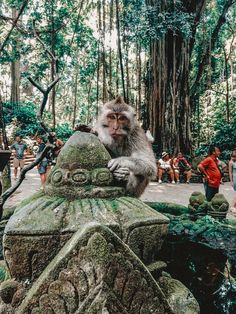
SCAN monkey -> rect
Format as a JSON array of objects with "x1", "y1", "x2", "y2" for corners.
[{"x1": 95, "y1": 96, "x2": 157, "y2": 197}]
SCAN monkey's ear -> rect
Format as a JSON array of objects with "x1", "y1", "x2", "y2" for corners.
[{"x1": 115, "y1": 96, "x2": 124, "y2": 104}]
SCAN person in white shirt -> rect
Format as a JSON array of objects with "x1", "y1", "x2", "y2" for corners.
[{"x1": 157, "y1": 152, "x2": 175, "y2": 184}]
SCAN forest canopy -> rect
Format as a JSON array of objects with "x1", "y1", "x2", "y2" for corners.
[{"x1": 0, "y1": 0, "x2": 235, "y2": 156}]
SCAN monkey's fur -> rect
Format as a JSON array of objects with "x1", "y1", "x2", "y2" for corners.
[{"x1": 96, "y1": 96, "x2": 157, "y2": 197}]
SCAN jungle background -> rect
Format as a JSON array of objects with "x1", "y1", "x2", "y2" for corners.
[{"x1": 0, "y1": 0, "x2": 235, "y2": 158}]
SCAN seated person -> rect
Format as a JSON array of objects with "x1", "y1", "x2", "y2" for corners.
[
  {"x1": 172, "y1": 152, "x2": 192, "y2": 184},
  {"x1": 157, "y1": 152, "x2": 175, "y2": 184}
]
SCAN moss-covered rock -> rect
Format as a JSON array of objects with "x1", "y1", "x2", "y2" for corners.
[
  {"x1": 57, "y1": 131, "x2": 111, "y2": 169},
  {"x1": 3, "y1": 132, "x2": 169, "y2": 282},
  {"x1": 188, "y1": 191, "x2": 209, "y2": 216},
  {"x1": 0, "y1": 280, "x2": 18, "y2": 304},
  {"x1": 146, "y1": 202, "x2": 190, "y2": 216},
  {"x1": 158, "y1": 275, "x2": 200, "y2": 314},
  {"x1": 209, "y1": 193, "x2": 229, "y2": 213}
]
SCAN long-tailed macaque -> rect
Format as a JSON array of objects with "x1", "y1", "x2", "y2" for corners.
[{"x1": 96, "y1": 96, "x2": 157, "y2": 197}]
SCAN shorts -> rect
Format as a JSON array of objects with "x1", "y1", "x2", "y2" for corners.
[
  {"x1": 13, "y1": 158, "x2": 24, "y2": 168},
  {"x1": 160, "y1": 167, "x2": 172, "y2": 172},
  {"x1": 38, "y1": 161, "x2": 48, "y2": 174}
]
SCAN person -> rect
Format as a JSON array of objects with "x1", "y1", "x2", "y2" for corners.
[
  {"x1": 47, "y1": 133, "x2": 64, "y2": 166},
  {"x1": 10, "y1": 135, "x2": 28, "y2": 180},
  {"x1": 229, "y1": 151, "x2": 236, "y2": 214},
  {"x1": 198, "y1": 146, "x2": 221, "y2": 201},
  {"x1": 157, "y1": 152, "x2": 175, "y2": 184},
  {"x1": 172, "y1": 152, "x2": 192, "y2": 184},
  {"x1": 36, "y1": 136, "x2": 48, "y2": 190}
]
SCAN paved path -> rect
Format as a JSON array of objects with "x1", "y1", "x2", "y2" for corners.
[{"x1": 4, "y1": 168, "x2": 236, "y2": 219}]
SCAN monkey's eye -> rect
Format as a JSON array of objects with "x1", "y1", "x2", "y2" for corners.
[
  {"x1": 107, "y1": 114, "x2": 116, "y2": 120},
  {"x1": 118, "y1": 115, "x2": 128, "y2": 122}
]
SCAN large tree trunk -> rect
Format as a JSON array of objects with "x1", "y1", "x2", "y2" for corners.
[
  {"x1": 146, "y1": 0, "x2": 207, "y2": 154},
  {"x1": 115, "y1": 0, "x2": 126, "y2": 101},
  {"x1": 10, "y1": 8, "x2": 20, "y2": 105}
]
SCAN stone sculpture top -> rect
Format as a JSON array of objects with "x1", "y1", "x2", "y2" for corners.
[{"x1": 45, "y1": 131, "x2": 125, "y2": 199}]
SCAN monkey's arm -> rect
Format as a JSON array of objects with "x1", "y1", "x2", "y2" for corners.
[
  {"x1": 108, "y1": 151, "x2": 156, "y2": 197},
  {"x1": 108, "y1": 153, "x2": 157, "y2": 179}
]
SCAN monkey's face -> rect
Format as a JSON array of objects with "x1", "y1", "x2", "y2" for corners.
[{"x1": 106, "y1": 113, "x2": 130, "y2": 139}]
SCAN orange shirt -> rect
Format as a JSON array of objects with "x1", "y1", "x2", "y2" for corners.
[{"x1": 199, "y1": 156, "x2": 221, "y2": 188}]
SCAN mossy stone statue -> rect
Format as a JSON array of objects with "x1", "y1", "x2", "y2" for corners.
[
  {"x1": 188, "y1": 191, "x2": 209, "y2": 217},
  {"x1": 2, "y1": 132, "x2": 200, "y2": 313},
  {"x1": 208, "y1": 193, "x2": 229, "y2": 220},
  {"x1": 3, "y1": 132, "x2": 169, "y2": 281}
]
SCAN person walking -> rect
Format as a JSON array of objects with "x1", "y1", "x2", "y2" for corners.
[
  {"x1": 229, "y1": 151, "x2": 236, "y2": 214},
  {"x1": 10, "y1": 135, "x2": 28, "y2": 180},
  {"x1": 198, "y1": 146, "x2": 221, "y2": 201},
  {"x1": 36, "y1": 136, "x2": 48, "y2": 190}
]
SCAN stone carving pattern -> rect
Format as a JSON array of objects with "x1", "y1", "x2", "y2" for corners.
[
  {"x1": 49, "y1": 168, "x2": 112, "y2": 187},
  {"x1": 16, "y1": 225, "x2": 172, "y2": 314}
]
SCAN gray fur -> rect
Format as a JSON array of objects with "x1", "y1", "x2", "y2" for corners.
[{"x1": 96, "y1": 97, "x2": 157, "y2": 197}]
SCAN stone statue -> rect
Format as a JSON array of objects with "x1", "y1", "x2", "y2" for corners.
[
  {"x1": 207, "y1": 193, "x2": 229, "y2": 219},
  {"x1": 210, "y1": 194, "x2": 229, "y2": 213},
  {"x1": 0, "y1": 132, "x2": 199, "y2": 313},
  {"x1": 188, "y1": 191, "x2": 209, "y2": 216}
]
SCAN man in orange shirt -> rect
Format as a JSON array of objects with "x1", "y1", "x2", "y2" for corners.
[{"x1": 198, "y1": 146, "x2": 221, "y2": 201}]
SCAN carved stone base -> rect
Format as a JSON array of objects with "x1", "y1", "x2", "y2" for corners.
[{"x1": 9, "y1": 223, "x2": 174, "y2": 314}]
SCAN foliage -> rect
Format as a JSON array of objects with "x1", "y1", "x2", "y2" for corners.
[
  {"x1": 2, "y1": 101, "x2": 73, "y2": 141},
  {"x1": 3, "y1": 102, "x2": 40, "y2": 137},
  {"x1": 0, "y1": 0, "x2": 235, "y2": 154},
  {"x1": 55, "y1": 123, "x2": 73, "y2": 142}
]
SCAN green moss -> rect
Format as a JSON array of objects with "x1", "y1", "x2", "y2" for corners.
[
  {"x1": 14, "y1": 191, "x2": 44, "y2": 213},
  {"x1": 84, "y1": 185, "x2": 93, "y2": 192},
  {"x1": 87, "y1": 233, "x2": 110, "y2": 267},
  {"x1": 57, "y1": 132, "x2": 111, "y2": 169},
  {"x1": 146, "y1": 202, "x2": 190, "y2": 216},
  {"x1": 110, "y1": 200, "x2": 119, "y2": 211},
  {"x1": 1, "y1": 207, "x2": 15, "y2": 220}
]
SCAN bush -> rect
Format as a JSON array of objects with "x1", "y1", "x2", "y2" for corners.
[
  {"x1": 3, "y1": 101, "x2": 42, "y2": 137},
  {"x1": 55, "y1": 123, "x2": 73, "y2": 142},
  {"x1": 195, "y1": 118, "x2": 236, "y2": 161}
]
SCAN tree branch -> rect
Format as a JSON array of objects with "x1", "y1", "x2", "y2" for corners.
[
  {"x1": 28, "y1": 76, "x2": 61, "y2": 133},
  {"x1": 0, "y1": 0, "x2": 29, "y2": 53},
  {"x1": 32, "y1": 19, "x2": 58, "y2": 66},
  {"x1": 191, "y1": 0, "x2": 235, "y2": 96},
  {"x1": 0, "y1": 144, "x2": 53, "y2": 220}
]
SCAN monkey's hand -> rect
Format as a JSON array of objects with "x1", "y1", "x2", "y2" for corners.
[
  {"x1": 113, "y1": 167, "x2": 129, "y2": 181},
  {"x1": 108, "y1": 158, "x2": 133, "y2": 171},
  {"x1": 108, "y1": 158, "x2": 132, "y2": 181}
]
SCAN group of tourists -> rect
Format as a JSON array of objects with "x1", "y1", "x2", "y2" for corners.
[
  {"x1": 157, "y1": 152, "x2": 192, "y2": 184},
  {"x1": 156, "y1": 146, "x2": 236, "y2": 213},
  {"x1": 10, "y1": 135, "x2": 64, "y2": 190}
]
